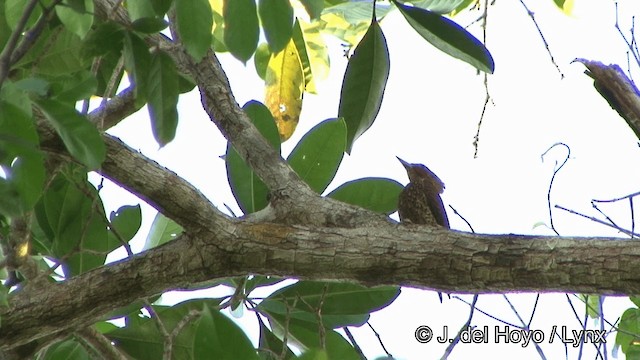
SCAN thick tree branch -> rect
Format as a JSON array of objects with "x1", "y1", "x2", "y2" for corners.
[{"x1": 1, "y1": 222, "x2": 638, "y2": 350}]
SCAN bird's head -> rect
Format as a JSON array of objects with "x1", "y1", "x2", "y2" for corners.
[{"x1": 397, "y1": 156, "x2": 445, "y2": 193}]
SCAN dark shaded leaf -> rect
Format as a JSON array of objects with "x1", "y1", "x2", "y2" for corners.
[
  {"x1": 108, "y1": 299, "x2": 221, "y2": 359},
  {"x1": 37, "y1": 171, "x2": 109, "y2": 276},
  {"x1": 258, "y1": 0, "x2": 294, "y2": 53},
  {"x1": 0, "y1": 95, "x2": 44, "y2": 216},
  {"x1": 146, "y1": 51, "x2": 179, "y2": 147},
  {"x1": 131, "y1": 17, "x2": 168, "y2": 33},
  {"x1": 175, "y1": 0, "x2": 213, "y2": 60},
  {"x1": 258, "y1": 281, "x2": 400, "y2": 328},
  {"x1": 194, "y1": 304, "x2": 260, "y2": 360},
  {"x1": 393, "y1": 0, "x2": 494, "y2": 73},
  {"x1": 258, "y1": 317, "x2": 296, "y2": 360},
  {"x1": 123, "y1": 31, "x2": 151, "y2": 105},
  {"x1": 150, "y1": 0, "x2": 174, "y2": 16},
  {"x1": 34, "y1": 98, "x2": 105, "y2": 169},
  {"x1": 337, "y1": 19, "x2": 389, "y2": 153},
  {"x1": 223, "y1": 0, "x2": 259, "y2": 63}
]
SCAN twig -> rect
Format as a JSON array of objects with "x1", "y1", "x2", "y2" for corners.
[
  {"x1": 449, "y1": 205, "x2": 475, "y2": 233},
  {"x1": 503, "y1": 295, "x2": 547, "y2": 359},
  {"x1": 343, "y1": 327, "x2": 366, "y2": 360},
  {"x1": 517, "y1": 0, "x2": 564, "y2": 78},
  {"x1": 440, "y1": 294, "x2": 479, "y2": 359},
  {"x1": 367, "y1": 322, "x2": 393, "y2": 358},
  {"x1": 541, "y1": 143, "x2": 571, "y2": 236},
  {"x1": 451, "y1": 295, "x2": 521, "y2": 329},
  {"x1": 76, "y1": 327, "x2": 128, "y2": 360},
  {"x1": 0, "y1": 0, "x2": 40, "y2": 87},
  {"x1": 555, "y1": 205, "x2": 640, "y2": 237},
  {"x1": 472, "y1": 0, "x2": 492, "y2": 158},
  {"x1": 615, "y1": 2, "x2": 640, "y2": 70}
]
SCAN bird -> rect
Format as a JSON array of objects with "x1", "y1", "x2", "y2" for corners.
[{"x1": 397, "y1": 157, "x2": 449, "y2": 228}]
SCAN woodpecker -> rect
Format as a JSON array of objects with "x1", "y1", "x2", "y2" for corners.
[{"x1": 397, "y1": 157, "x2": 449, "y2": 228}]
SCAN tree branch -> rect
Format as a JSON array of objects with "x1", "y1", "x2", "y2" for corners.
[{"x1": 1, "y1": 222, "x2": 638, "y2": 351}]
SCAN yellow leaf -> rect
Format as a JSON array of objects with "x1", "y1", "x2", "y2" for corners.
[
  {"x1": 265, "y1": 39, "x2": 304, "y2": 141},
  {"x1": 297, "y1": 19, "x2": 330, "y2": 94},
  {"x1": 319, "y1": 13, "x2": 369, "y2": 47}
]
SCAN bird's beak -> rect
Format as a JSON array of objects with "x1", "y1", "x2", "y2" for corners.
[{"x1": 396, "y1": 156, "x2": 410, "y2": 168}]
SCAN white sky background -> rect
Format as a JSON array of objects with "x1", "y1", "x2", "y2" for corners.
[{"x1": 95, "y1": 0, "x2": 640, "y2": 358}]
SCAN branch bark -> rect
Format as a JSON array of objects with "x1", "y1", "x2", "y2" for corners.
[{"x1": 1, "y1": 220, "x2": 638, "y2": 350}]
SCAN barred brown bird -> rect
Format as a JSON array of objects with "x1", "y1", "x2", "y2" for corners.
[{"x1": 397, "y1": 157, "x2": 449, "y2": 228}]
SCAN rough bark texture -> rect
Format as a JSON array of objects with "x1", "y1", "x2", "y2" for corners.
[
  {"x1": 2, "y1": 222, "x2": 639, "y2": 350},
  {"x1": 2, "y1": 0, "x2": 639, "y2": 356}
]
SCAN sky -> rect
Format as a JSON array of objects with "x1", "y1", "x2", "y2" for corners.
[{"x1": 97, "y1": 0, "x2": 640, "y2": 358}]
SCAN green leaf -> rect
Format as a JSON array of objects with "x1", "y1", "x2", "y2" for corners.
[
  {"x1": 150, "y1": 0, "x2": 174, "y2": 16},
  {"x1": 13, "y1": 77, "x2": 50, "y2": 97},
  {"x1": 38, "y1": 171, "x2": 109, "y2": 276},
  {"x1": 127, "y1": 0, "x2": 156, "y2": 21},
  {"x1": 41, "y1": 338, "x2": 90, "y2": 359},
  {"x1": 258, "y1": 281, "x2": 400, "y2": 328},
  {"x1": 254, "y1": 43, "x2": 270, "y2": 80},
  {"x1": 268, "y1": 318, "x2": 360, "y2": 360},
  {"x1": 146, "y1": 51, "x2": 179, "y2": 147},
  {"x1": 175, "y1": 0, "x2": 213, "y2": 60},
  {"x1": 258, "y1": 0, "x2": 294, "y2": 54},
  {"x1": 123, "y1": 31, "x2": 152, "y2": 105},
  {"x1": 298, "y1": 349, "x2": 328, "y2": 360},
  {"x1": 48, "y1": 71, "x2": 98, "y2": 101},
  {"x1": 300, "y1": 0, "x2": 324, "y2": 19},
  {"x1": 337, "y1": 19, "x2": 389, "y2": 154},
  {"x1": 5, "y1": 0, "x2": 41, "y2": 30},
  {"x1": 393, "y1": 0, "x2": 494, "y2": 73},
  {"x1": 34, "y1": 98, "x2": 106, "y2": 169},
  {"x1": 19, "y1": 28, "x2": 87, "y2": 76},
  {"x1": 194, "y1": 304, "x2": 260, "y2": 360},
  {"x1": 0, "y1": 93, "x2": 44, "y2": 216},
  {"x1": 130, "y1": 17, "x2": 169, "y2": 33},
  {"x1": 108, "y1": 299, "x2": 221, "y2": 359},
  {"x1": 328, "y1": 177, "x2": 402, "y2": 215},
  {"x1": 223, "y1": 0, "x2": 259, "y2": 63},
  {"x1": 143, "y1": 211, "x2": 183, "y2": 250},
  {"x1": 109, "y1": 204, "x2": 142, "y2": 243},
  {"x1": 0, "y1": 5, "x2": 11, "y2": 50},
  {"x1": 55, "y1": 0, "x2": 94, "y2": 39},
  {"x1": 81, "y1": 22, "x2": 125, "y2": 59},
  {"x1": 226, "y1": 100, "x2": 280, "y2": 214},
  {"x1": 287, "y1": 118, "x2": 346, "y2": 193},
  {"x1": 616, "y1": 308, "x2": 640, "y2": 355},
  {"x1": 258, "y1": 318, "x2": 296, "y2": 360}
]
